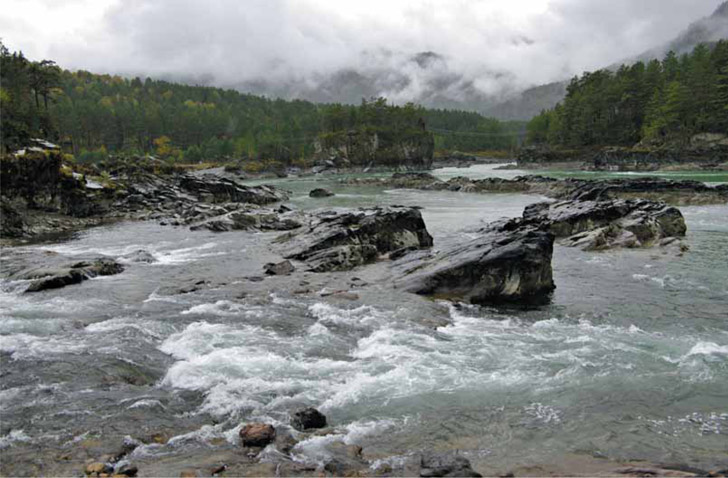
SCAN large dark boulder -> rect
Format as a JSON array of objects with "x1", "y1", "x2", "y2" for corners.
[
  {"x1": 396, "y1": 220, "x2": 555, "y2": 305},
  {"x1": 290, "y1": 407, "x2": 327, "y2": 431},
  {"x1": 279, "y1": 206, "x2": 433, "y2": 272},
  {"x1": 309, "y1": 188, "x2": 334, "y2": 198},
  {"x1": 13, "y1": 256, "x2": 125, "y2": 292}
]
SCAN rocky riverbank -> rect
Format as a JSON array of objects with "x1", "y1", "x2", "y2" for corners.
[
  {"x1": 340, "y1": 172, "x2": 728, "y2": 206},
  {"x1": 39, "y1": 405, "x2": 727, "y2": 478},
  {"x1": 517, "y1": 134, "x2": 728, "y2": 172},
  {"x1": 0, "y1": 151, "x2": 288, "y2": 243}
]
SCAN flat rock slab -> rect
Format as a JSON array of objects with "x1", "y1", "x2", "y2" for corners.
[
  {"x1": 523, "y1": 198, "x2": 687, "y2": 250},
  {"x1": 12, "y1": 256, "x2": 125, "y2": 292}
]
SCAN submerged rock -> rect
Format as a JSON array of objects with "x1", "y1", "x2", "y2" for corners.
[
  {"x1": 280, "y1": 206, "x2": 433, "y2": 272},
  {"x1": 120, "y1": 249, "x2": 156, "y2": 263},
  {"x1": 290, "y1": 407, "x2": 327, "y2": 431},
  {"x1": 397, "y1": 220, "x2": 555, "y2": 305},
  {"x1": 309, "y1": 188, "x2": 334, "y2": 198},
  {"x1": 239, "y1": 423, "x2": 275, "y2": 447},
  {"x1": 15, "y1": 257, "x2": 125, "y2": 293}
]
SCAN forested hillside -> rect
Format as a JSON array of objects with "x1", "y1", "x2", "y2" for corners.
[
  {"x1": 526, "y1": 41, "x2": 728, "y2": 148},
  {"x1": 0, "y1": 43, "x2": 520, "y2": 164}
]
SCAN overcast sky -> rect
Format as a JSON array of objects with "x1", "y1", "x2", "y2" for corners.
[{"x1": 0, "y1": 0, "x2": 723, "y2": 98}]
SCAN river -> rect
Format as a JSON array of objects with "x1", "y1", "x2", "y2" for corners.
[{"x1": 1, "y1": 164, "x2": 727, "y2": 476}]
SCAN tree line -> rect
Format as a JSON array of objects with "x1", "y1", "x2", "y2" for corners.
[
  {"x1": 0, "y1": 42, "x2": 521, "y2": 163},
  {"x1": 526, "y1": 41, "x2": 728, "y2": 148}
]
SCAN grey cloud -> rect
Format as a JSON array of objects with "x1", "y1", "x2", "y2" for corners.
[{"x1": 9, "y1": 0, "x2": 727, "y2": 112}]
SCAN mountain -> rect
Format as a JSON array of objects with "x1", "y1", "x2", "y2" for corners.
[
  {"x1": 632, "y1": 0, "x2": 728, "y2": 62},
  {"x1": 218, "y1": 3, "x2": 728, "y2": 121},
  {"x1": 484, "y1": 1, "x2": 728, "y2": 120},
  {"x1": 225, "y1": 50, "x2": 515, "y2": 113}
]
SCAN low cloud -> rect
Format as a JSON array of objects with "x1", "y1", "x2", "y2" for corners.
[{"x1": 1, "y1": 0, "x2": 724, "y2": 105}]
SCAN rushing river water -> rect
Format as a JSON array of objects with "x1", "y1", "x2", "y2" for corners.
[{"x1": 1, "y1": 165, "x2": 727, "y2": 476}]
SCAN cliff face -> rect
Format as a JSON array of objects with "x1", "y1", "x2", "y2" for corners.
[
  {"x1": 315, "y1": 130, "x2": 434, "y2": 170},
  {"x1": 0, "y1": 150, "x2": 103, "y2": 238},
  {"x1": 0, "y1": 150, "x2": 63, "y2": 205}
]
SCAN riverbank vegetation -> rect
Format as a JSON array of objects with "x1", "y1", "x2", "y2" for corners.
[
  {"x1": 526, "y1": 41, "x2": 728, "y2": 148},
  {"x1": 1, "y1": 42, "x2": 521, "y2": 166}
]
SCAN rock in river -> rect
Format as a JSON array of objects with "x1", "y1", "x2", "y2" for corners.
[
  {"x1": 190, "y1": 209, "x2": 302, "y2": 232},
  {"x1": 263, "y1": 260, "x2": 295, "y2": 276},
  {"x1": 291, "y1": 407, "x2": 327, "y2": 431},
  {"x1": 178, "y1": 173, "x2": 287, "y2": 205},
  {"x1": 420, "y1": 453, "x2": 482, "y2": 477},
  {"x1": 14, "y1": 256, "x2": 125, "y2": 293},
  {"x1": 522, "y1": 198, "x2": 687, "y2": 250},
  {"x1": 396, "y1": 220, "x2": 555, "y2": 305},
  {"x1": 309, "y1": 188, "x2": 335, "y2": 198},
  {"x1": 239, "y1": 423, "x2": 276, "y2": 448},
  {"x1": 279, "y1": 206, "x2": 433, "y2": 272},
  {"x1": 119, "y1": 249, "x2": 156, "y2": 263}
]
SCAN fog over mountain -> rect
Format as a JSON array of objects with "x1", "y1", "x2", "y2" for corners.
[
  {"x1": 487, "y1": 1, "x2": 728, "y2": 119},
  {"x1": 1, "y1": 0, "x2": 726, "y2": 119}
]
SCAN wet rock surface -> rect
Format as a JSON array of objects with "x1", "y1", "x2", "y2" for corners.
[
  {"x1": 309, "y1": 187, "x2": 335, "y2": 198},
  {"x1": 0, "y1": 152, "x2": 290, "y2": 241},
  {"x1": 119, "y1": 249, "x2": 156, "y2": 264},
  {"x1": 189, "y1": 207, "x2": 302, "y2": 232},
  {"x1": 419, "y1": 453, "x2": 483, "y2": 477},
  {"x1": 239, "y1": 423, "x2": 276, "y2": 448},
  {"x1": 11, "y1": 256, "x2": 125, "y2": 292},
  {"x1": 291, "y1": 407, "x2": 327, "y2": 431},
  {"x1": 279, "y1": 206, "x2": 434, "y2": 272},
  {"x1": 396, "y1": 219, "x2": 555, "y2": 305},
  {"x1": 522, "y1": 198, "x2": 687, "y2": 250},
  {"x1": 263, "y1": 260, "x2": 295, "y2": 276}
]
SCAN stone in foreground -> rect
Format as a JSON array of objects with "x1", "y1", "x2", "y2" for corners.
[
  {"x1": 420, "y1": 453, "x2": 482, "y2": 477},
  {"x1": 239, "y1": 423, "x2": 276, "y2": 448}
]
